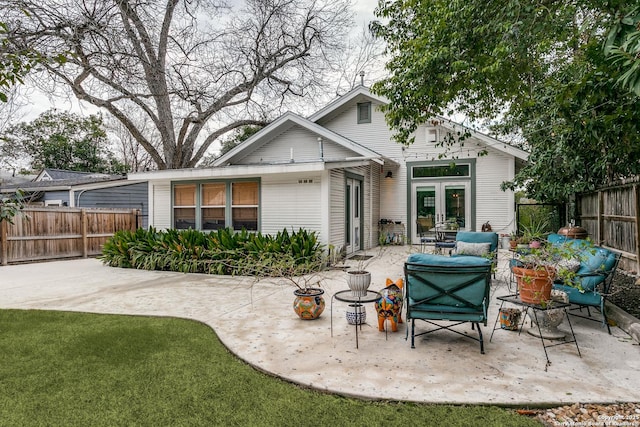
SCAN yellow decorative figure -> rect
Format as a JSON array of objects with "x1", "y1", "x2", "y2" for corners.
[{"x1": 375, "y1": 278, "x2": 404, "y2": 332}]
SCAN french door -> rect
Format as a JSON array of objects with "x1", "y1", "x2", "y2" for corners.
[
  {"x1": 412, "y1": 181, "x2": 470, "y2": 244},
  {"x1": 345, "y1": 178, "x2": 362, "y2": 255}
]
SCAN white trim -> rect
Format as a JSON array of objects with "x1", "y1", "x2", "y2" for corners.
[
  {"x1": 308, "y1": 86, "x2": 388, "y2": 122},
  {"x1": 212, "y1": 112, "x2": 385, "y2": 167}
]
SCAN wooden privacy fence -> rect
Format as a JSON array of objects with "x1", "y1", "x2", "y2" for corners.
[
  {"x1": 577, "y1": 177, "x2": 640, "y2": 273},
  {"x1": 0, "y1": 207, "x2": 139, "y2": 265}
]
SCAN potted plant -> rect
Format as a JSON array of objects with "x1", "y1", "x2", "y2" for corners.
[
  {"x1": 511, "y1": 242, "x2": 577, "y2": 305},
  {"x1": 521, "y1": 218, "x2": 549, "y2": 249},
  {"x1": 345, "y1": 240, "x2": 391, "y2": 296},
  {"x1": 346, "y1": 255, "x2": 373, "y2": 297},
  {"x1": 255, "y1": 248, "x2": 328, "y2": 320}
]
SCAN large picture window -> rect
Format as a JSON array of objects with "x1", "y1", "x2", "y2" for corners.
[{"x1": 173, "y1": 181, "x2": 259, "y2": 231}]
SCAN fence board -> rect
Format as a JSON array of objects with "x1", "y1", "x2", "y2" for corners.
[
  {"x1": 0, "y1": 207, "x2": 139, "y2": 265},
  {"x1": 577, "y1": 178, "x2": 640, "y2": 273}
]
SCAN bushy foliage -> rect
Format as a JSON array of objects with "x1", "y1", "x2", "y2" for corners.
[{"x1": 100, "y1": 227, "x2": 326, "y2": 278}]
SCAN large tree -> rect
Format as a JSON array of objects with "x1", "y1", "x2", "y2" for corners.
[
  {"x1": 1, "y1": 0, "x2": 352, "y2": 169},
  {"x1": 371, "y1": 0, "x2": 640, "y2": 202},
  {"x1": 1, "y1": 109, "x2": 126, "y2": 173}
]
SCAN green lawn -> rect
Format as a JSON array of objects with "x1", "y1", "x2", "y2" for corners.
[{"x1": 0, "y1": 310, "x2": 541, "y2": 426}]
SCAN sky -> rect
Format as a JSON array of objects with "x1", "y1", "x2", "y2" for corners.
[{"x1": 9, "y1": 0, "x2": 381, "y2": 123}]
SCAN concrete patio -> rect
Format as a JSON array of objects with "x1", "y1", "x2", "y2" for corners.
[{"x1": 1, "y1": 246, "x2": 639, "y2": 406}]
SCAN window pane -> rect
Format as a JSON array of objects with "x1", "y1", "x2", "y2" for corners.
[
  {"x1": 174, "y1": 184, "x2": 196, "y2": 206},
  {"x1": 174, "y1": 208, "x2": 195, "y2": 229},
  {"x1": 232, "y1": 207, "x2": 258, "y2": 230},
  {"x1": 357, "y1": 102, "x2": 371, "y2": 123},
  {"x1": 412, "y1": 165, "x2": 469, "y2": 178},
  {"x1": 202, "y1": 183, "x2": 225, "y2": 206},
  {"x1": 232, "y1": 182, "x2": 258, "y2": 205},
  {"x1": 202, "y1": 207, "x2": 225, "y2": 230}
]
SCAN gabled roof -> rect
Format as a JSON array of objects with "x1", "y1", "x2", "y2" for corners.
[
  {"x1": 435, "y1": 118, "x2": 529, "y2": 161},
  {"x1": 310, "y1": 86, "x2": 529, "y2": 161},
  {"x1": 308, "y1": 85, "x2": 388, "y2": 123},
  {"x1": 213, "y1": 111, "x2": 392, "y2": 167}
]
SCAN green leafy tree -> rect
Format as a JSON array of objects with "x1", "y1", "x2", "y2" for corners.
[
  {"x1": 1, "y1": 109, "x2": 126, "y2": 173},
  {"x1": 605, "y1": 6, "x2": 640, "y2": 96},
  {"x1": 371, "y1": 0, "x2": 640, "y2": 202},
  {"x1": 0, "y1": 189, "x2": 24, "y2": 224}
]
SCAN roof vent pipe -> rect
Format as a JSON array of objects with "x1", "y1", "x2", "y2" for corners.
[{"x1": 359, "y1": 71, "x2": 365, "y2": 86}]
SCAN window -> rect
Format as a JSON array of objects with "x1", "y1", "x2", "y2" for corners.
[
  {"x1": 172, "y1": 181, "x2": 259, "y2": 231},
  {"x1": 412, "y1": 164, "x2": 470, "y2": 178},
  {"x1": 232, "y1": 182, "x2": 258, "y2": 231},
  {"x1": 201, "y1": 183, "x2": 226, "y2": 230},
  {"x1": 357, "y1": 102, "x2": 371, "y2": 124},
  {"x1": 174, "y1": 184, "x2": 196, "y2": 229}
]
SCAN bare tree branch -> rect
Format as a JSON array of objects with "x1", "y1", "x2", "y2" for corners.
[{"x1": 1, "y1": 0, "x2": 353, "y2": 169}]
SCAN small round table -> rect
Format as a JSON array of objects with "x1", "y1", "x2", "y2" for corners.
[{"x1": 331, "y1": 289, "x2": 381, "y2": 349}]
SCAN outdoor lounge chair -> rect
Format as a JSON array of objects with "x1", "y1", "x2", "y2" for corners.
[
  {"x1": 404, "y1": 253, "x2": 492, "y2": 353},
  {"x1": 548, "y1": 234, "x2": 621, "y2": 334},
  {"x1": 451, "y1": 231, "x2": 499, "y2": 274}
]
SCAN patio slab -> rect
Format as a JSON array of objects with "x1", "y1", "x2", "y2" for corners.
[{"x1": 1, "y1": 246, "x2": 639, "y2": 406}]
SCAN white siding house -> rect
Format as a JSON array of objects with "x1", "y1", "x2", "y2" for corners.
[{"x1": 129, "y1": 86, "x2": 528, "y2": 253}]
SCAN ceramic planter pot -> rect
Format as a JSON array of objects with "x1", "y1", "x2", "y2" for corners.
[
  {"x1": 346, "y1": 303, "x2": 366, "y2": 325},
  {"x1": 512, "y1": 266, "x2": 555, "y2": 305},
  {"x1": 346, "y1": 271, "x2": 371, "y2": 297},
  {"x1": 293, "y1": 288, "x2": 325, "y2": 320},
  {"x1": 499, "y1": 308, "x2": 522, "y2": 331}
]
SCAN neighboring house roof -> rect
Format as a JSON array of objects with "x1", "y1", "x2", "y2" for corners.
[
  {"x1": 212, "y1": 111, "x2": 395, "y2": 168},
  {"x1": 0, "y1": 175, "x2": 127, "y2": 193},
  {"x1": 35, "y1": 168, "x2": 115, "y2": 182}
]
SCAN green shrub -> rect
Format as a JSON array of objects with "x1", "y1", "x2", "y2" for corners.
[{"x1": 99, "y1": 227, "x2": 325, "y2": 277}]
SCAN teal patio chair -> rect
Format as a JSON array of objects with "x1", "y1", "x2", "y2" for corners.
[{"x1": 404, "y1": 253, "x2": 492, "y2": 354}]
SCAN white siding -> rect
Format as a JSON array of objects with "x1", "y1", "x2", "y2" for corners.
[
  {"x1": 475, "y1": 149, "x2": 516, "y2": 234},
  {"x1": 239, "y1": 126, "x2": 357, "y2": 164},
  {"x1": 329, "y1": 169, "x2": 345, "y2": 252},
  {"x1": 260, "y1": 173, "x2": 323, "y2": 240},
  {"x1": 318, "y1": 99, "x2": 518, "y2": 237},
  {"x1": 152, "y1": 181, "x2": 171, "y2": 230}
]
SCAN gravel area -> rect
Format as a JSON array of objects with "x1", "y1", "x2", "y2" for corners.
[
  {"x1": 609, "y1": 270, "x2": 640, "y2": 319},
  {"x1": 533, "y1": 402, "x2": 640, "y2": 426},
  {"x1": 519, "y1": 270, "x2": 640, "y2": 426}
]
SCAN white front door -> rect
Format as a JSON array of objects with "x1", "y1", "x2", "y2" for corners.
[
  {"x1": 411, "y1": 181, "x2": 470, "y2": 244},
  {"x1": 345, "y1": 178, "x2": 361, "y2": 255}
]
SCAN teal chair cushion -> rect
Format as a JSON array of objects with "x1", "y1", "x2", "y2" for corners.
[
  {"x1": 575, "y1": 249, "x2": 617, "y2": 291},
  {"x1": 407, "y1": 253, "x2": 491, "y2": 267},
  {"x1": 454, "y1": 231, "x2": 499, "y2": 253},
  {"x1": 552, "y1": 283, "x2": 603, "y2": 308}
]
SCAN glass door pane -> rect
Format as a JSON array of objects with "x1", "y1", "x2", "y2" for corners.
[
  {"x1": 444, "y1": 185, "x2": 466, "y2": 229},
  {"x1": 416, "y1": 186, "x2": 436, "y2": 234}
]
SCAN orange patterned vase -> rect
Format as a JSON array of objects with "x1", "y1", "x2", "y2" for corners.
[{"x1": 293, "y1": 288, "x2": 325, "y2": 320}]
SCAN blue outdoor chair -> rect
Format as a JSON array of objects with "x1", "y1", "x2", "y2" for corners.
[{"x1": 404, "y1": 253, "x2": 492, "y2": 354}]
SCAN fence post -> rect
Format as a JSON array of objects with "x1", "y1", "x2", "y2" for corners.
[
  {"x1": 597, "y1": 190, "x2": 604, "y2": 245},
  {"x1": 81, "y1": 209, "x2": 88, "y2": 258},
  {"x1": 133, "y1": 209, "x2": 139, "y2": 230},
  {"x1": 0, "y1": 220, "x2": 7, "y2": 266},
  {"x1": 635, "y1": 185, "x2": 640, "y2": 273}
]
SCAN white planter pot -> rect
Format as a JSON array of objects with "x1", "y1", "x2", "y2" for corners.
[{"x1": 347, "y1": 271, "x2": 371, "y2": 297}]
